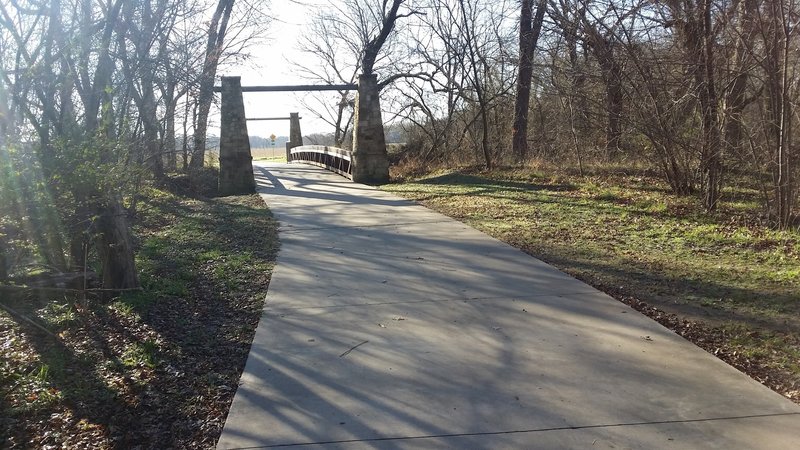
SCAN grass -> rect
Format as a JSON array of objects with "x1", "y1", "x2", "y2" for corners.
[
  {"x1": 383, "y1": 166, "x2": 800, "y2": 401},
  {"x1": 0, "y1": 182, "x2": 279, "y2": 448},
  {"x1": 253, "y1": 155, "x2": 287, "y2": 163},
  {"x1": 252, "y1": 146, "x2": 287, "y2": 162},
  {"x1": 121, "y1": 340, "x2": 159, "y2": 369}
]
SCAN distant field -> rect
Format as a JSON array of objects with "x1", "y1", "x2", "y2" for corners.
[
  {"x1": 251, "y1": 146, "x2": 285, "y2": 161},
  {"x1": 206, "y1": 147, "x2": 286, "y2": 163}
]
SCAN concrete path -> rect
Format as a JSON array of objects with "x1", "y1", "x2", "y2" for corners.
[{"x1": 218, "y1": 162, "x2": 800, "y2": 449}]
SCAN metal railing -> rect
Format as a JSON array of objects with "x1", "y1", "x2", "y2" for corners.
[{"x1": 288, "y1": 145, "x2": 352, "y2": 179}]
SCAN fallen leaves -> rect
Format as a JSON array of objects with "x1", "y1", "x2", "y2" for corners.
[
  {"x1": 1, "y1": 192, "x2": 278, "y2": 448},
  {"x1": 619, "y1": 294, "x2": 800, "y2": 404}
]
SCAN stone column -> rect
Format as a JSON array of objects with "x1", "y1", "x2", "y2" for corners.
[
  {"x1": 351, "y1": 74, "x2": 389, "y2": 184},
  {"x1": 286, "y1": 112, "x2": 303, "y2": 161},
  {"x1": 218, "y1": 76, "x2": 255, "y2": 196}
]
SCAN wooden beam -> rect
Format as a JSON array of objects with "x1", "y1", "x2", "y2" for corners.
[
  {"x1": 213, "y1": 84, "x2": 357, "y2": 93},
  {"x1": 246, "y1": 117, "x2": 302, "y2": 121}
]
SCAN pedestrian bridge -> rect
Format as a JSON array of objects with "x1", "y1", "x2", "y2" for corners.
[
  {"x1": 215, "y1": 75, "x2": 388, "y2": 196},
  {"x1": 288, "y1": 144, "x2": 353, "y2": 179}
]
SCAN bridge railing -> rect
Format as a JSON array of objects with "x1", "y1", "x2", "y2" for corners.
[{"x1": 288, "y1": 145, "x2": 353, "y2": 179}]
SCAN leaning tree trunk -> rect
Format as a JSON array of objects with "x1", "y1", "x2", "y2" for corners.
[{"x1": 190, "y1": 0, "x2": 235, "y2": 172}]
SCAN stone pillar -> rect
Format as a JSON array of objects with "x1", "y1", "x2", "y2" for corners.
[
  {"x1": 218, "y1": 76, "x2": 255, "y2": 196},
  {"x1": 351, "y1": 74, "x2": 389, "y2": 184},
  {"x1": 286, "y1": 112, "x2": 303, "y2": 161}
]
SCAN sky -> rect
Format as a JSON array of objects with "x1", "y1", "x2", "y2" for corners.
[{"x1": 214, "y1": 0, "x2": 338, "y2": 139}]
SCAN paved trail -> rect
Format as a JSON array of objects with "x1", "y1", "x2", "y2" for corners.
[{"x1": 218, "y1": 162, "x2": 800, "y2": 449}]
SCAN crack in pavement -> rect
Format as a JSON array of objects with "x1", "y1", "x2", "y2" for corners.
[{"x1": 229, "y1": 412, "x2": 800, "y2": 449}]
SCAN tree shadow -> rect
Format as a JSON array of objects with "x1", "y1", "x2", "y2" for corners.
[
  {"x1": 514, "y1": 239, "x2": 800, "y2": 333},
  {"x1": 415, "y1": 171, "x2": 576, "y2": 193},
  {"x1": 2, "y1": 190, "x2": 280, "y2": 448},
  {"x1": 0, "y1": 291, "x2": 133, "y2": 447}
]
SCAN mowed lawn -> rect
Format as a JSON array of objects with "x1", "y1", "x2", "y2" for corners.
[{"x1": 383, "y1": 167, "x2": 800, "y2": 402}]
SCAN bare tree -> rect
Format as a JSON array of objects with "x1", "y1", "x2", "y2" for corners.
[
  {"x1": 292, "y1": 8, "x2": 362, "y2": 147},
  {"x1": 0, "y1": 0, "x2": 271, "y2": 288},
  {"x1": 190, "y1": 0, "x2": 235, "y2": 171},
  {"x1": 389, "y1": 0, "x2": 515, "y2": 166},
  {"x1": 758, "y1": 0, "x2": 797, "y2": 227},
  {"x1": 662, "y1": 0, "x2": 722, "y2": 209},
  {"x1": 511, "y1": 0, "x2": 547, "y2": 161},
  {"x1": 292, "y1": 0, "x2": 422, "y2": 148},
  {"x1": 390, "y1": 1, "x2": 466, "y2": 160},
  {"x1": 189, "y1": 0, "x2": 270, "y2": 172}
]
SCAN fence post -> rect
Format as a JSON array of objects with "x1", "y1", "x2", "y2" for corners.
[{"x1": 287, "y1": 112, "x2": 303, "y2": 153}]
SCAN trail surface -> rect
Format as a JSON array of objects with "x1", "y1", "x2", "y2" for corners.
[{"x1": 218, "y1": 162, "x2": 800, "y2": 449}]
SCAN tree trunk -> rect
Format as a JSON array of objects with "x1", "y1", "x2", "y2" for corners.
[
  {"x1": 722, "y1": 0, "x2": 756, "y2": 163},
  {"x1": 583, "y1": 22, "x2": 623, "y2": 158},
  {"x1": 597, "y1": 40, "x2": 623, "y2": 158},
  {"x1": 68, "y1": 203, "x2": 91, "y2": 270},
  {"x1": 0, "y1": 126, "x2": 7, "y2": 282},
  {"x1": 700, "y1": 0, "x2": 721, "y2": 210},
  {"x1": 190, "y1": 0, "x2": 235, "y2": 172},
  {"x1": 182, "y1": 100, "x2": 195, "y2": 171},
  {"x1": 164, "y1": 99, "x2": 177, "y2": 172},
  {"x1": 361, "y1": 0, "x2": 405, "y2": 75},
  {"x1": 0, "y1": 241, "x2": 7, "y2": 282},
  {"x1": 479, "y1": 101, "x2": 492, "y2": 169},
  {"x1": 771, "y1": 0, "x2": 793, "y2": 228},
  {"x1": 141, "y1": 84, "x2": 163, "y2": 179},
  {"x1": 82, "y1": 0, "x2": 124, "y2": 133},
  {"x1": 760, "y1": 0, "x2": 790, "y2": 226},
  {"x1": 511, "y1": 0, "x2": 547, "y2": 162},
  {"x1": 566, "y1": 6, "x2": 588, "y2": 134},
  {"x1": 669, "y1": 0, "x2": 721, "y2": 209},
  {"x1": 334, "y1": 92, "x2": 350, "y2": 147},
  {"x1": 95, "y1": 197, "x2": 139, "y2": 290}
]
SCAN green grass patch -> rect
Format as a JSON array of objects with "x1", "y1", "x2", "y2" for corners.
[{"x1": 121, "y1": 340, "x2": 159, "y2": 369}]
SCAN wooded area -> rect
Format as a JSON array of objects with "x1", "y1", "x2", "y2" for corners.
[
  {"x1": 0, "y1": 0, "x2": 267, "y2": 288},
  {"x1": 298, "y1": 0, "x2": 798, "y2": 229},
  {"x1": 1, "y1": 0, "x2": 798, "y2": 289}
]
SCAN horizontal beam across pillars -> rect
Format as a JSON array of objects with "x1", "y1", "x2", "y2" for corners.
[
  {"x1": 246, "y1": 117, "x2": 302, "y2": 121},
  {"x1": 212, "y1": 84, "x2": 357, "y2": 93}
]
